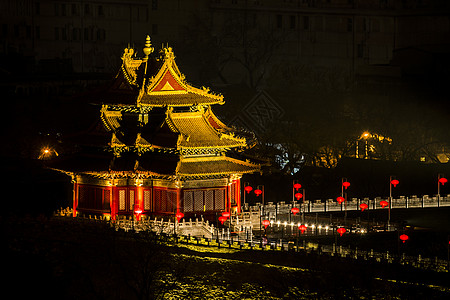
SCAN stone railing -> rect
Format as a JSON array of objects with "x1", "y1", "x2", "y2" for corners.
[
  {"x1": 114, "y1": 217, "x2": 215, "y2": 238},
  {"x1": 247, "y1": 194, "x2": 450, "y2": 215}
]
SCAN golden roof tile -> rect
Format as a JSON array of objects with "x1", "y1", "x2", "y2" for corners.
[
  {"x1": 177, "y1": 155, "x2": 260, "y2": 178},
  {"x1": 166, "y1": 110, "x2": 247, "y2": 149}
]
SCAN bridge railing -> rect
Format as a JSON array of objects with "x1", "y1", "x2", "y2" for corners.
[{"x1": 247, "y1": 194, "x2": 450, "y2": 214}]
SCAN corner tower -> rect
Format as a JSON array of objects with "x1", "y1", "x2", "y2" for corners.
[{"x1": 52, "y1": 36, "x2": 262, "y2": 221}]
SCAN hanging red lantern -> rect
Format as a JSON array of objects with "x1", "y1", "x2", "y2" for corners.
[
  {"x1": 244, "y1": 185, "x2": 253, "y2": 193},
  {"x1": 298, "y1": 224, "x2": 307, "y2": 234},
  {"x1": 134, "y1": 206, "x2": 143, "y2": 215},
  {"x1": 439, "y1": 177, "x2": 448, "y2": 185},
  {"x1": 262, "y1": 219, "x2": 270, "y2": 229},
  {"x1": 391, "y1": 179, "x2": 399, "y2": 187},
  {"x1": 337, "y1": 196, "x2": 345, "y2": 204},
  {"x1": 360, "y1": 203, "x2": 368, "y2": 212},
  {"x1": 342, "y1": 181, "x2": 351, "y2": 189},
  {"x1": 293, "y1": 183, "x2": 302, "y2": 190},
  {"x1": 218, "y1": 216, "x2": 226, "y2": 225},
  {"x1": 380, "y1": 200, "x2": 388, "y2": 208},
  {"x1": 222, "y1": 211, "x2": 230, "y2": 218},
  {"x1": 337, "y1": 227, "x2": 346, "y2": 236},
  {"x1": 254, "y1": 189, "x2": 262, "y2": 196},
  {"x1": 176, "y1": 212, "x2": 184, "y2": 222},
  {"x1": 399, "y1": 234, "x2": 409, "y2": 243},
  {"x1": 294, "y1": 192, "x2": 303, "y2": 201},
  {"x1": 291, "y1": 207, "x2": 300, "y2": 215}
]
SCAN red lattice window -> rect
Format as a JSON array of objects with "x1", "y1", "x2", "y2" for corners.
[
  {"x1": 183, "y1": 191, "x2": 193, "y2": 212},
  {"x1": 144, "y1": 189, "x2": 151, "y2": 211}
]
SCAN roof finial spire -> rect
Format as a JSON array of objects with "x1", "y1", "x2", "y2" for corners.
[{"x1": 142, "y1": 35, "x2": 154, "y2": 62}]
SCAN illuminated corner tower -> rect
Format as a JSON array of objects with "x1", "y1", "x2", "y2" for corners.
[{"x1": 51, "y1": 36, "x2": 262, "y2": 221}]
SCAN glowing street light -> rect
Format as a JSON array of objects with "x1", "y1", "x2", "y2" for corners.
[{"x1": 38, "y1": 147, "x2": 59, "y2": 160}]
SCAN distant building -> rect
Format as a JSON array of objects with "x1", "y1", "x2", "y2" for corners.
[{"x1": 1, "y1": 0, "x2": 448, "y2": 81}]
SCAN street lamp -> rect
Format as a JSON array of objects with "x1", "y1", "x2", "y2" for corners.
[
  {"x1": 254, "y1": 185, "x2": 264, "y2": 232},
  {"x1": 244, "y1": 182, "x2": 252, "y2": 208},
  {"x1": 292, "y1": 180, "x2": 301, "y2": 222},
  {"x1": 389, "y1": 176, "x2": 399, "y2": 229},
  {"x1": 438, "y1": 174, "x2": 447, "y2": 207},
  {"x1": 341, "y1": 178, "x2": 350, "y2": 222}
]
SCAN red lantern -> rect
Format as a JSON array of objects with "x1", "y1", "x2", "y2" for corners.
[
  {"x1": 439, "y1": 177, "x2": 448, "y2": 185},
  {"x1": 360, "y1": 203, "x2": 368, "y2": 212},
  {"x1": 218, "y1": 216, "x2": 226, "y2": 225},
  {"x1": 342, "y1": 181, "x2": 351, "y2": 189},
  {"x1": 294, "y1": 192, "x2": 303, "y2": 201},
  {"x1": 293, "y1": 183, "x2": 302, "y2": 190},
  {"x1": 337, "y1": 196, "x2": 345, "y2": 204},
  {"x1": 391, "y1": 179, "x2": 399, "y2": 187},
  {"x1": 291, "y1": 207, "x2": 300, "y2": 215},
  {"x1": 399, "y1": 234, "x2": 409, "y2": 243},
  {"x1": 380, "y1": 200, "x2": 388, "y2": 208},
  {"x1": 244, "y1": 185, "x2": 253, "y2": 193},
  {"x1": 222, "y1": 211, "x2": 230, "y2": 218},
  {"x1": 176, "y1": 212, "x2": 184, "y2": 222},
  {"x1": 298, "y1": 224, "x2": 307, "y2": 234},
  {"x1": 254, "y1": 189, "x2": 263, "y2": 196},
  {"x1": 337, "y1": 227, "x2": 346, "y2": 236},
  {"x1": 262, "y1": 219, "x2": 270, "y2": 229}
]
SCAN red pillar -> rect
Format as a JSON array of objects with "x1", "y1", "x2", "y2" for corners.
[
  {"x1": 176, "y1": 188, "x2": 181, "y2": 213},
  {"x1": 236, "y1": 178, "x2": 241, "y2": 213},
  {"x1": 110, "y1": 185, "x2": 117, "y2": 221},
  {"x1": 72, "y1": 182, "x2": 78, "y2": 217},
  {"x1": 136, "y1": 186, "x2": 144, "y2": 221},
  {"x1": 227, "y1": 183, "x2": 232, "y2": 212}
]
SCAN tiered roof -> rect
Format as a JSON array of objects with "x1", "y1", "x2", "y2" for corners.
[{"x1": 51, "y1": 36, "x2": 262, "y2": 180}]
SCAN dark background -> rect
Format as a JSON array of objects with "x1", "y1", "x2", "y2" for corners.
[{"x1": 1, "y1": 0, "x2": 450, "y2": 214}]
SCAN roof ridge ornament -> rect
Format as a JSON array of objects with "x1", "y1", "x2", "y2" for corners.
[
  {"x1": 164, "y1": 46, "x2": 175, "y2": 62},
  {"x1": 142, "y1": 35, "x2": 154, "y2": 62}
]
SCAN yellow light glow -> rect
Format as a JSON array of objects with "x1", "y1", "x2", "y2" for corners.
[
  {"x1": 362, "y1": 132, "x2": 370, "y2": 139},
  {"x1": 38, "y1": 147, "x2": 58, "y2": 160}
]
